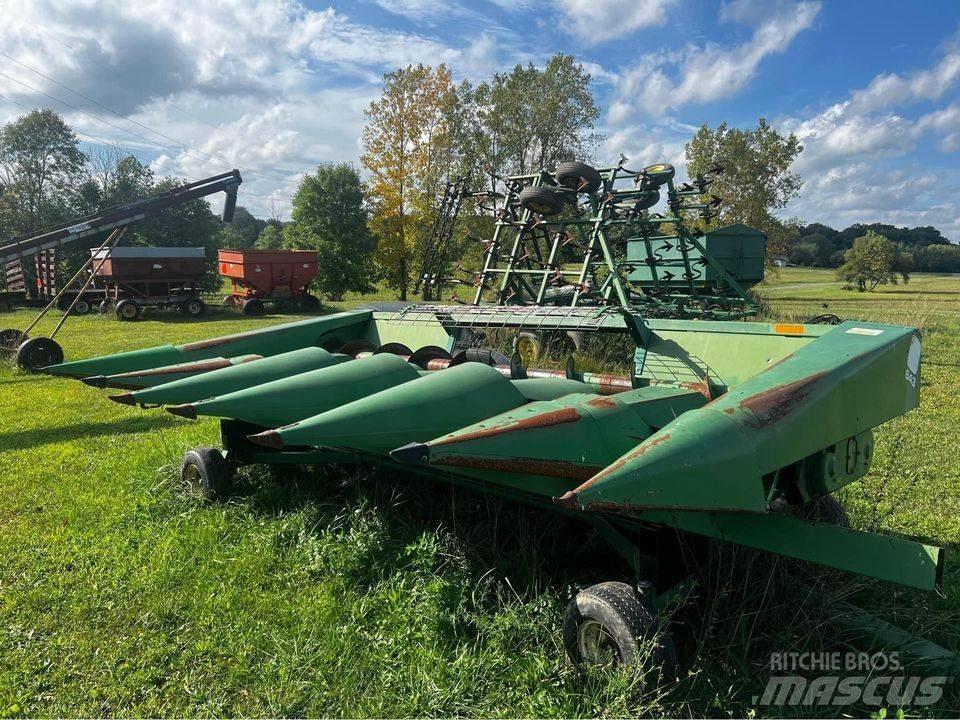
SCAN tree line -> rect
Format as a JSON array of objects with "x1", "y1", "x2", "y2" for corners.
[{"x1": 2, "y1": 56, "x2": 957, "y2": 303}]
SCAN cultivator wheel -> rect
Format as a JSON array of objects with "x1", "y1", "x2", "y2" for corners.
[
  {"x1": 555, "y1": 161, "x2": 603, "y2": 193},
  {"x1": 563, "y1": 581, "x2": 676, "y2": 678},
  {"x1": 180, "y1": 447, "x2": 234, "y2": 500},
  {"x1": 15, "y1": 336, "x2": 64, "y2": 371},
  {"x1": 518, "y1": 186, "x2": 564, "y2": 216}
]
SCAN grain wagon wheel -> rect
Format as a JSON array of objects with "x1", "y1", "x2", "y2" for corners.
[
  {"x1": 519, "y1": 186, "x2": 564, "y2": 216},
  {"x1": 555, "y1": 161, "x2": 603, "y2": 194},
  {"x1": 72, "y1": 298, "x2": 91, "y2": 315},
  {"x1": 180, "y1": 447, "x2": 234, "y2": 501},
  {"x1": 242, "y1": 298, "x2": 265, "y2": 316},
  {"x1": 299, "y1": 293, "x2": 321, "y2": 312},
  {"x1": 563, "y1": 581, "x2": 676, "y2": 678},
  {"x1": 182, "y1": 298, "x2": 206, "y2": 317},
  {"x1": 115, "y1": 300, "x2": 141, "y2": 321}
]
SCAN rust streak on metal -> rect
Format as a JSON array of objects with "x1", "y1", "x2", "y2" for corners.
[
  {"x1": 585, "y1": 395, "x2": 618, "y2": 409},
  {"x1": 432, "y1": 406, "x2": 582, "y2": 446},
  {"x1": 569, "y1": 432, "x2": 672, "y2": 495},
  {"x1": 737, "y1": 370, "x2": 828, "y2": 428},
  {"x1": 181, "y1": 334, "x2": 248, "y2": 351},
  {"x1": 433, "y1": 454, "x2": 603, "y2": 481},
  {"x1": 113, "y1": 356, "x2": 259, "y2": 379}
]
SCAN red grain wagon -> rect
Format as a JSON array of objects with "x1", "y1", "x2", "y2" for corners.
[
  {"x1": 92, "y1": 246, "x2": 208, "y2": 321},
  {"x1": 218, "y1": 249, "x2": 320, "y2": 316}
]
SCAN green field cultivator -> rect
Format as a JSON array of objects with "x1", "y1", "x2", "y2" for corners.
[{"x1": 32, "y1": 160, "x2": 951, "y2": 675}]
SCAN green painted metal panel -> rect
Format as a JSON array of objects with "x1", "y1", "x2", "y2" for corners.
[
  {"x1": 568, "y1": 320, "x2": 921, "y2": 514},
  {"x1": 44, "y1": 309, "x2": 372, "y2": 378},
  {"x1": 391, "y1": 386, "x2": 707, "y2": 497},
  {"x1": 627, "y1": 223, "x2": 766, "y2": 289},
  {"x1": 127, "y1": 347, "x2": 350, "y2": 406},
  {"x1": 175, "y1": 352, "x2": 419, "y2": 427},
  {"x1": 638, "y1": 509, "x2": 942, "y2": 591},
  {"x1": 269, "y1": 362, "x2": 528, "y2": 454}
]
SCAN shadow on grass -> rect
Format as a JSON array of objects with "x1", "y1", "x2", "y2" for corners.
[{"x1": 0, "y1": 414, "x2": 180, "y2": 452}]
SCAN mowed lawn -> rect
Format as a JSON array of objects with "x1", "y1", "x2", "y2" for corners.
[{"x1": 0, "y1": 269, "x2": 959, "y2": 717}]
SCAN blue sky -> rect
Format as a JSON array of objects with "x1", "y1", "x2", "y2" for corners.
[{"x1": 1, "y1": 0, "x2": 958, "y2": 239}]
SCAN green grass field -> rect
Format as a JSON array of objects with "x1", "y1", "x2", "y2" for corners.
[{"x1": 1, "y1": 268, "x2": 959, "y2": 717}]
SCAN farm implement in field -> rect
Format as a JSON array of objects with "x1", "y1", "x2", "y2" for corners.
[
  {"x1": 33, "y1": 159, "x2": 951, "y2": 675},
  {"x1": 0, "y1": 170, "x2": 241, "y2": 369}
]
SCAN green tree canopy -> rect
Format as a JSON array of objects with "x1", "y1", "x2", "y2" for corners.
[
  {"x1": 255, "y1": 223, "x2": 284, "y2": 250},
  {"x1": 685, "y1": 119, "x2": 802, "y2": 258},
  {"x1": 837, "y1": 230, "x2": 911, "y2": 291},
  {"x1": 285, "y1": 164, "x2": 377, "y2": 301}
]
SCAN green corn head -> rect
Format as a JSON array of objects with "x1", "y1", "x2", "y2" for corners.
[{"x1": 45, "y1": 304, "x2": 938, "y2": 593}]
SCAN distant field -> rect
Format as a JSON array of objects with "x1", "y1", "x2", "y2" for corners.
[{"x1": 0, "y1": 268, "x2": 958, "y2": 717}]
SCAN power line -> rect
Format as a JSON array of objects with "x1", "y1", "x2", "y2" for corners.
[
  {"x1": 0, "y1": 91, "x2": 283, "y2": 209},
  {"x1": 0, "y1": 67, "x2": 292, "y2": 185},
  {"x1": 0, "y1": 49, "x2": 290, "y2": 184}
]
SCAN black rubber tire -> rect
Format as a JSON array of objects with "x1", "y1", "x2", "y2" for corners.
[
  {"x1": 72, "y1": 298, "x2": 91, "y2": 315},
  {"x1": 16, "y1": 336, "x2": 64, "y2": 371},
  {"x1": 802, "y1": 495, "x2": 850, "y2": 527},
  {"x1": 642, "y1": 163, "x2": 675, "y2": 187},
  {"x1": 98, "y1": 300, "x2": 113, "y2": 315},
  {"x1": 182, "y1": 298, "x2": 206, "y2": 317},
  {"x1": 115, "y1": 299, "x2": 140, "y2": 321},
  {"x1": 634, "y1": 189, "x2": 661, "y2": 211},
  {"x1": 563, "y1": 581, "x2": 677, "y2": 678},
  {"x1": 299, "y1": 293, "x2": 321, "y2": 312},
  {"x1": 556, "y1": 161, "x2": 603, "y2": 193},
  {"x1": 519, "y1": 186, "x2": 564, "y2": 216},
  {"x1": 0, "y1": 329, "x2": 27, "y2": 352},
  {"x1": 242, "y1": 298, "x2": 265, "y2": 317},
  {"x1": 180, "y1": 447, "x2": 234, "y2": 500}
]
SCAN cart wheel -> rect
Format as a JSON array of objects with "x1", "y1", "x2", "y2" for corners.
[
  {"x1": 0, "y1": 329, "x2": 27, "y2": 352},
  {"x1": 71, "y1": 298, "x2": 91, "y2": 315},
  {"x1": 182, "y1": 298, "x2": 206, "y2": 317},
  {"x1": 642, "y1": 163, "x2": 675, "y2": 186},
  {"x1": 180, "y1": 447, "x2": 234, "y2": 500},
  {"x1": 222, "y1": 295, "x2": 238, "y2": 308},
  {"x1": 242, "y1": 298, "x2": 265, "y2": 316},
  {"x1": 98, "y1": 300, "x2": 113, "y2": 315},
  {"x1": 115, "y1": 300, "x2": 140, "y2": 321},
  {"x1": 299, "y1": 293, "x2": 321, "y2": 311},
  {"x1": 519, "y1": 186, "x2": 564, "y2": 216},
  {"x1": 563, "y1": 581, "x2": 676, "y2": 677},
  {"x1": 15, "y1": 336, "x2": 64, "y2": 371},
  {"x1": 555, "y1": 161, "x2": 603, "y2": 193},
  {"x1": 514, "y1": 331, "x2": 541, "y2": 364}
]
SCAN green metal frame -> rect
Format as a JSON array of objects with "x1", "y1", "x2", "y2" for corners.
[{"x1": 467, "y1": 161, "x2": 757, "y2": 319}]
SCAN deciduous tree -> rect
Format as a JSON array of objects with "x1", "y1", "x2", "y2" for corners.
[
  {"x1": 837, "y1": 230, "x2": 911, "y2": 291},
  {"x1": 285, "y1": 164, "x2": 376, "y2": 301},
  {"x1": 685, "y1": 119, "x2": 802, "y2": 258}
]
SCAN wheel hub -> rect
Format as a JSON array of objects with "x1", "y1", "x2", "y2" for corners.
[{"x1": 577, "y1": 619, "x2": 620, "y2": 665}]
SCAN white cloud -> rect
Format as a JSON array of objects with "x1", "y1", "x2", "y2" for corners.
[
  {"x1": 558, "y1": 0, "x2": 675, "y2": 45},
  {"x1": 608, "y1": 1, "x2": 820, "y2": 122},
  {"x1": 850, "y1": 52, "x2": 960, "y2": 113}
]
